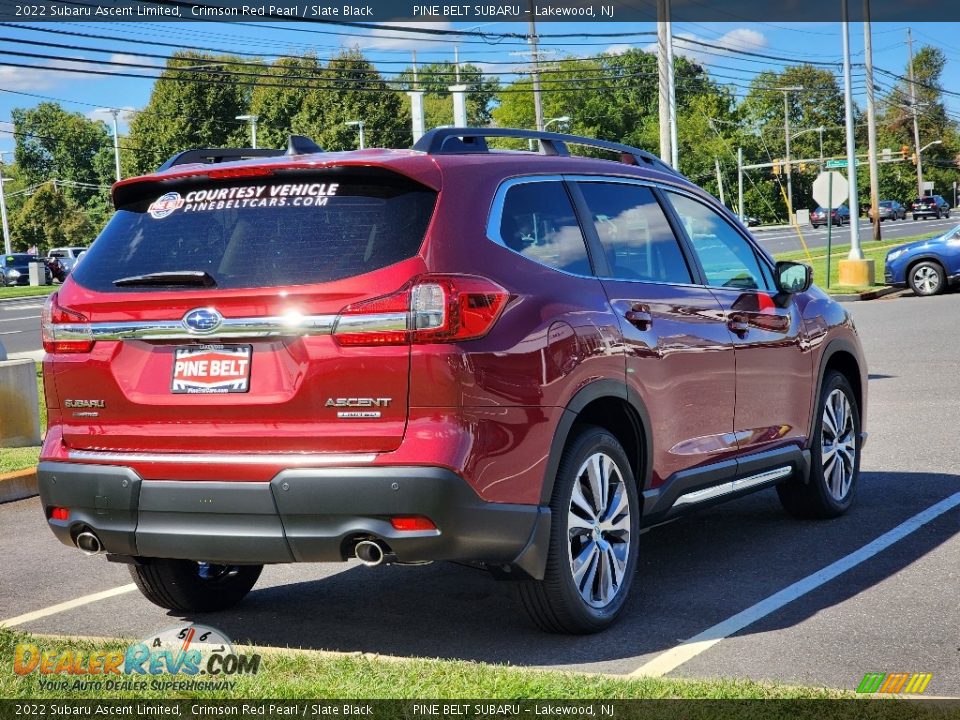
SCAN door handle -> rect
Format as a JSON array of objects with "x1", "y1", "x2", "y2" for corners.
[
  {"x1": 623, "y1": 305, "x2": 653, "y2": 331},
  {"x1": 727, "y1": 314, "x2": 750, "y2": 337}
]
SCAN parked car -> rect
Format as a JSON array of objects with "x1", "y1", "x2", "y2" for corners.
[
  {"x1": 810, "y1": 205, "x2": 851, "y2": 228},
  {"x1": 884, "y1": 223, "x2": 960, "y2": 296},
  {"x1": 37, "y1": 129, "x2": 867, "y2": 633},
  {"x1": 47, "y1": 246, "x2": 88, "y2": 276},
  {"x1": 910, "y1": 195, "x2": 951, "y2": 220},
  {"x1": 868, "y1": 200, "x2": 906, "y2": 222},
  {"x1": 1, "y1": 253, "x2": 52, "y2": 286},
  {"x1": 745, "y1": 215, "x2": 761, "y2": 227}
]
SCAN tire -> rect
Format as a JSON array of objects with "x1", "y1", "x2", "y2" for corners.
[
  {"x1": 913, "y1": 215, "x2": 919, "y2": 221},
  {"x1": 778, "y1": 371, "x2": 861, "y2": 519},
  {"x1": 518, "y1": 425, "x2": 640, "y2": 634},
  {"x1": 129, "y1": 559, "x2": 262, "y2": 612},
  {"x1": 908, "y1": 261, "x2": 945, "y2": 297}
]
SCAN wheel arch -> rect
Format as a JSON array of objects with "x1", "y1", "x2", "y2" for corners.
[
  {"x1": 905, "y1": 255, "x2": 946, "y2": 285},
  {"x1": 811, "y1": 338, "x2": 865, "y2": 442},
  {"x1": 539, "y1": 381, "x2": 653, "y2": 506}
]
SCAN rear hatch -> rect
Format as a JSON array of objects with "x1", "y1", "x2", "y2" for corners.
[{"x1": 48, "y1": 166, "x2": 438, "y2": 455}]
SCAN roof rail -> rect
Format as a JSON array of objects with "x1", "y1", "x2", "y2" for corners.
[
  {"x1": 156, "y1": 134, "x2": 324, "y2": 172},
  {"x1": 412, "y1": 127, "x2": 679, "y2": 175}
]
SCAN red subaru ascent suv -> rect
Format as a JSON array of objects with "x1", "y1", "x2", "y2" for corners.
[{"x1": 38, "y1": 129, "x2": 867, "y2": 633}]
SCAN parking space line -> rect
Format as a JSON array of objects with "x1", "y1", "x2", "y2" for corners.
[
  {"x1": 629, "y1": 491, "x2": 960, "y2": 678},
  {"x1": 0, "y1": 584, "x2": 137, "y2": 629}
]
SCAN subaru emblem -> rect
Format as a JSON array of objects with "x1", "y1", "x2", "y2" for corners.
[{"x1": 182, "y1": 307, "x2": 223, "y2": 335}]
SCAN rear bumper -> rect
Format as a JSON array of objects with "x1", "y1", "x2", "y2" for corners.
[{"x1": 37, "y1": 462, "x2": 549, "y2": 575}]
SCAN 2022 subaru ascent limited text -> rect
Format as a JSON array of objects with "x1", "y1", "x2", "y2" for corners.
[{"x1": 38, "y1": 129, "x2": 867, "y2": 634}]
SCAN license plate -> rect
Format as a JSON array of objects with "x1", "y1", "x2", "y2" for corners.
[{"x1": 171, "y1": 345, "x2": 252, "y2": 394}]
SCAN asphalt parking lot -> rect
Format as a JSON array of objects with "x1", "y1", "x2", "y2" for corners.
[{"x1": 1, "y1": 291, "x2": 958, "y2": 696}]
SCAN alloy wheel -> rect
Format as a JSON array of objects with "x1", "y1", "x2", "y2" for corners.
[
  {"x1": 821, "y1": 389, "x2": 856, "y2": 501},
  {"x1": 567, "y1": 452, "x2": 631, "y2": 609},
  {"x1": 912, "y1": 265, "x2": 941, "y2": 295}
]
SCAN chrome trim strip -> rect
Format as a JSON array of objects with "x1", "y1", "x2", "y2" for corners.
[
  {"x1": 54, "y1": 314, "x2": 340, "y2": 341},
  {"x1": 672, "y1": 466, "x2": 792, "y2": 508},
  {"x1": 66, "y1": 449, "x2": 377, "y2": 466},
  {"x1": 332, "y1": 312, "x2": 409, "y2": 335}
]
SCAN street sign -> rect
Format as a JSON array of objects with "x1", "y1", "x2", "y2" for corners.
[
  {"x1": 813, "y1": 171, "x2": 849, "y2": 208},
  {"x1": 825, "y1": 158, "x2": 860, "y2": 169}
]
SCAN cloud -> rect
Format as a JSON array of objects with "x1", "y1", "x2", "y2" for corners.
[
  {"x1": 0, "y1": 51, "x2": 160, "y2": 92},
  {"x1": 361, "y1": 21, "x2": 458, "y2": 52},
  {"x1": 643, "y1": 28, "x2": 768, "y2": 64},
  {"x1": 604, "y1": 44, "x2": 634, "y2": 55},
  {"x1": 110, "y1": 53, "x2": 162, "y2": 69}
]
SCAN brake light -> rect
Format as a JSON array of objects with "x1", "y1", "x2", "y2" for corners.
[
  {"x1": 206, "y1": 167, "x2": 274, "y2": 179},
  {"x1": 41, "y1": 293, "x2": 94, "y2": 353},
  {"x1": 390, "y1": 516, "x2": 437, "y2": 531},
  {"x1": 334, "y1": 275, "x2": 509, "y2": 346}
]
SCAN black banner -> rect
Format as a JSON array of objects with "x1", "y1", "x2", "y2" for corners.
[
  {"x1": 1, "y1": 700, "x2": 959, "y2": 720},
  {"x1": 0, "y1": 0, "x2": 953, "y2": 23}
]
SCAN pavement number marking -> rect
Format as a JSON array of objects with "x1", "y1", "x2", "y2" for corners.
[
  {"x1": 0, "y1": 584, "x2": 137, "y2": 629},
  {"x1": 630, "y1": 491, "x2": 960, "y2": 677}
]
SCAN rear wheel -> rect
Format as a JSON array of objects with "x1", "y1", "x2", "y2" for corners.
[
  {"x1": 778, "y1": 371, "x2": 861, "y2": 519},
  {"x1": 908, "y1": 261, "x2": 945, "y2": 296},
  {"x1": 129, "y1": 559, "x2": 262, "y2": 612},
  {"x1": 519, "y1": 426, "x2": 640, "y2": 634}
]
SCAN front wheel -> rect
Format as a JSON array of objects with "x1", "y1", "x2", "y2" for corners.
[
  {"x1": 778, "y1": 371, "x2": 861, "y2": 519},
  {"x1": 519, "y1": 426, "x2": 640, "y2": 634},
  {"x1": 129, "y1": 559, "x2": 262, "y2": 612},
  {"x1": 908, "y1": 261, "x2": 945, "y2": 296}
]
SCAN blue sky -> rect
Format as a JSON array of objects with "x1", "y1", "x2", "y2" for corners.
[{"x1": 0, "y1": 20, "x2": 957, "y2": 159}]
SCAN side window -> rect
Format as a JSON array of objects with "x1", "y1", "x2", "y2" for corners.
[
  {"x1": 666, "y1": 192, "x2": 771, "y2": 291},
  {"x1": 496, "y1": 181, "x2": 591, "y2": 275},
  {"x1": 577, "y1": 182, "x2": 692, "y2": 284}
]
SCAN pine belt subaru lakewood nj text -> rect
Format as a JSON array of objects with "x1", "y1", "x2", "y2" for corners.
[{"x1": 37, "y1": 129, "x2": 867, "y2": 633}]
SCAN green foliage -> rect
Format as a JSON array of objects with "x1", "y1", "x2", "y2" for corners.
[
  {"x1": 249, "y1": 54, "x2": 325, "y2": 149},
  {"x1": 126, "y1": 51, "x2": 251, "y2": 175},
  {"x1": 397, "y1": 61, "x2": 499, "y2": 128},
  {"x1": 11, "y1": 183, "x2": 93, "y2": 253},
  {"x1": 11, "y1": 102, "x2": 114, "y2": 208}
]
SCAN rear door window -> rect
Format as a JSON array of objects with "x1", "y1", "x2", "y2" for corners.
[
  {"x1": 71, "y1": 170, "x2": 437, "y2": 292},
  {"x1": 576, "y1": 181, "x2": 692, "y2": 284},
  {"x1": 494, "y1": 180, "x2": 591, "y2": 276}
]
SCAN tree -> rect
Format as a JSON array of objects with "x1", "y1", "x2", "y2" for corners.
[
  {"x1": 248, "y1": 54, "x2": 325, "y2": 149},
  {"x1": 397, "y1": 62, "x2": 500, "y2": 128},
  {"x1": 126, "y1": 52, "x2": 251, "y2": 176},
  {"x1": 291, "y1": 49, "x2": 410, "y2": 150},
  {"x1": 12, "y1": 102, "x2": 114, "y2": 208},
  {"x1": 11, "y1": 183, "x2": 92, "y2": 253}
]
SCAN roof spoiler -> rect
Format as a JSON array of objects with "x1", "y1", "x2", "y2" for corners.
[{"x1": 156, "y1": 134, "x2": 324, "y2": 171}]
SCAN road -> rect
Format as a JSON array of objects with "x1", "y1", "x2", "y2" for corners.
[
  {"x1": 1, "y1": 290, "x2": 958, "y2": 696},
  {"x1": 0, "y1": 297, "x2": 44, "y2": 358},
  {"x1": 752, "y1": 215, "x2": 956, "y2": 255}
]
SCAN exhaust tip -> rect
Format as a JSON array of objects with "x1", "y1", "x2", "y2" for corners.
[
  {"x1": 75, "y1": 531, "x2": 103, "y2": 556},
  {"x1": 354, "y1": 539, "x2": 386, "y2": 567}
]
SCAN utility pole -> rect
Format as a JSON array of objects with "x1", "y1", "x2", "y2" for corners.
[
  {"x1": 109, "y1": 109, "x2": 122, "y2": 182},
  {"x1": 0, "y1": 151, "x2": 11, "y2": 255},
  {"x1": 907, "y1": 28, "x2": 924, "y2": 198},
  {"x1": 714, "y1": 158, "x2": 725, "y2": 206},
  {"x1": 527, "y1": 3, "x2": 544, "y2": 132},
  {"x1": 841, "y1": 1, "x2": 865, "y2": 266},
  {"x1": 408, "y1": 51, "x2": 425, "y2": 143},
  {"x1": 738, "y1": 147, "x2": 744, "y2": 222},
  {"x1": 864, "y1": 0, "x2": 881, "y2": 241},
  {"x1": 780, "y1": 87, "x2": 802, "y2": 222},
  {"x1": 657, "y1": 0, "x2": 672, "y2": 164},
  {"x1": 665, "y1": 0, "x2": 678, "y2": 169}
]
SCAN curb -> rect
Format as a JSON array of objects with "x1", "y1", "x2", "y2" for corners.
[
  {"x1": 0, "y1": 467, "x2": 38, "y2": 504},
  {"x1": 831, "y1": 286, "x2": 905, "y2": 302}
]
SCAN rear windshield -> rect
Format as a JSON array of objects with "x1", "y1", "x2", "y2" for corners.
[{"x1": 71, "y1": 170, "x2": 437, "y2": 292}]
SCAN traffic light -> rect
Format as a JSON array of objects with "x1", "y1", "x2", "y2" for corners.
[
  {"x1": 901, "y1": 145, "x2": 910, "y2": 157},
  {"x1": 911, "y1": 153, "x2": 918, "y2": 165},
  {"x1": 799, "y1": 162, "x2": 807, "y2": 172},
  {"x1": 772, "y1": 159, "x2": 781, "y2": 175}
]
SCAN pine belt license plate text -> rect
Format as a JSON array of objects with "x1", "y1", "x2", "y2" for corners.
[{"x1": 172, "y1": 345, "x2": 252, "y2": 394}]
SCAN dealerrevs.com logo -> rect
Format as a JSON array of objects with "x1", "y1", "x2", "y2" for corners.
[{"x1": 14, "y1": 624, "x2": 260, "y2": 692}]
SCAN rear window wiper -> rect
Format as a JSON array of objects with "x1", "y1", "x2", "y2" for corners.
[{"x1": 113, "y1": 271, "x2": 217, "y2": 288}]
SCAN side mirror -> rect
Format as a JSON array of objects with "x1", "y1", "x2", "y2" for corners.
[{"x1": 775, "y1": 261, "x2": 812, "y2": 294}]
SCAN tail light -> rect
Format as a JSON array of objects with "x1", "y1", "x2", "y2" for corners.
[
  {"x1": 334, "y1": 274, "x2": 509, "y2": 346},
  {"x1": 41, "y1": 293, "x2": 94, "y2": 354}
]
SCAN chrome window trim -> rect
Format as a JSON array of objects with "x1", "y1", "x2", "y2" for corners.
[
  {"x1": 484, "y1": 174, "x2": 597, "y2": 280},
  {"x1": 66, "y1": 449, "x2": 377, "y2": 466}
]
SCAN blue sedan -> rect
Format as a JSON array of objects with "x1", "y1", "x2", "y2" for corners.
[{"x1": 885, "y1": 224, "x2": 960, "y2": 296}]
